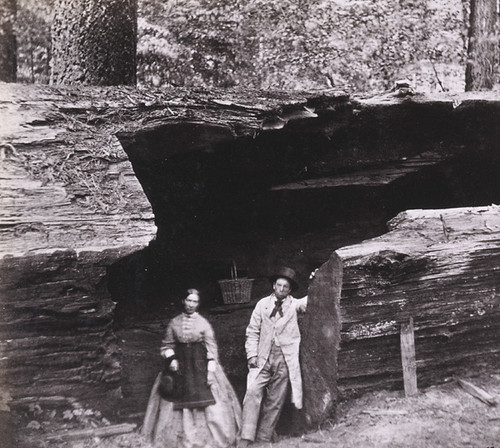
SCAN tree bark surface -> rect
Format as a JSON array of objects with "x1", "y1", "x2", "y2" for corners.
[
  {"x1": 0, "y1": 0, "x2": 16, "y2": 82},
  {"x1": 465, "y1": 0, "x2": 498, "y2": 91},
  {"x1": 0, "y1": 83, "x2": 156, "y2": 404},
  {"x1": 51, "y1": 0, "x2": 137, "y2": 85},
  {"x1": 336, "y1": 206, "x2": 500, "y2": 394},
  {"x1": 301, "y1": 252, "x2": 342, "y2": 426}
]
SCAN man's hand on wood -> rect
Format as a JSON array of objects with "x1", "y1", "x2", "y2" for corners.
[{"x1": 248, "y1": 356, "x2": 258, "y2": 369}]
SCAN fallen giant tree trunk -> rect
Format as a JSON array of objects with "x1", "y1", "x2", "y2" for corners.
[
  {"x1": 0, "y1": 84, "x2": 157, "y2": 405},
  {"x1": 335, "y1": 205, "x2": 500, "y2": 395}
]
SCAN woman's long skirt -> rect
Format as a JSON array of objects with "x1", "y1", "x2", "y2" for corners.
[{"x1": 142, "y1": 363, "x2": 241, "y2": 448}]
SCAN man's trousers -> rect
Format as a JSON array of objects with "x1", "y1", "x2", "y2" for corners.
[{"x1": 240, "y1": 343, "x2": 289, "y2": 442}]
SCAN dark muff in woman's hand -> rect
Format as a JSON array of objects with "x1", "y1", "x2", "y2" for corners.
[{"x1": 158, "y1": 358, "x2": 183, "y2": 399}]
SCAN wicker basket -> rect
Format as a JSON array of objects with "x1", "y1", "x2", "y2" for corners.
[
  {"x1": 218, "y1": 278, "x2": 254, "y2": 304},
  {"x1": 218, "y1": 260, "x2": 254, "y2": 304}
]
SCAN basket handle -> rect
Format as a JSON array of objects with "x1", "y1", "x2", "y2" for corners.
[{"x1": 231, "y1": 260, "x2": 238, "y2": 280}]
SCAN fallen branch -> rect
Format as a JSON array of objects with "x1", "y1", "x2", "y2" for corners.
[
  {"x1": 8, "y1": 396, "x2": 77, "y2": 410},
  {"x1": 361, "y1": 409, "x2": 409, "y2": 417},
  {"x1": 46, "y1": 423, "x2": 137, "y2": 442},
  {"x1": 457, "y1": 378, "x2": 498, "y2": 406},
  {"x1": 301, "y1": 435, "x2": 328, "y2": 444}
]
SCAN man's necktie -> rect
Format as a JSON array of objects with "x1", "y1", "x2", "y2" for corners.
[{"x1": 270, "y1": 299, "x2": 284, "y2": 318}]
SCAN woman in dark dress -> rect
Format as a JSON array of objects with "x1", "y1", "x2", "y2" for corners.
[{"x1": 142, "y1": 289, "x2": 241, "y2": 448}]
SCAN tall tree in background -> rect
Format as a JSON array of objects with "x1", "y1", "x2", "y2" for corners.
[
  {"x1": 51, "y1": 0, "x2": 137, "y2": 85},
  {"x1": 465, "y1": 0, "x2": 498, "y2": 91},
  {"x1": 0, "y1": 0, "x2": 17, "y2": 82}
]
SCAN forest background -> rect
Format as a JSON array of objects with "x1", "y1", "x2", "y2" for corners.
[{"x1": 16, "y1": 0, "x2": 499, "y2": 94}]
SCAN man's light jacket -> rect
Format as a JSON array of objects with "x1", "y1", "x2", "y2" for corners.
[{"x1": 245, "y1": 294, "x2": 308, "y2": 408}]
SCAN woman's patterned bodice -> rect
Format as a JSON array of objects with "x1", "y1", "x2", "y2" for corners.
[{"x1": 161, "y1": 312, "x2": 218, "y2": 361}]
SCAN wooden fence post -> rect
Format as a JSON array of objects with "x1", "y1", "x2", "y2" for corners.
[{"x1": 400, "y1": 316, "x2": 418, "y2": 397}]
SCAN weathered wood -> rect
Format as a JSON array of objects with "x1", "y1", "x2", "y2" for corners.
[
  {"x1": 0, "y1": 250, "x2": 124, "y2": 401},
  {"x1": 2, "y1": 84, "x2": 499, "y2": 256},
  {"x1": 272, "y1": 153, "x2": 447, "y2": 189},
  {"x1": 336, "y1": 206, "x2": 500, "y2": 395},
  {"x1": 400, "y1": 317, "x2": 418, "y2": 397},
  {"x1": 0, "y1": 83, "x2": 160, "y2": 406},
  {"x1": 300, "y1": 435, "x2": 328, "y2": 444},
  {"x1": 457, "y1": 378, "x2": 498, "y2": 406},
  {"x1": 301, "y1": 253, "x2": 342, "y2": 427},
  {"x1": 9, "y1": 396, "x2": 75, "y2": 409},
  {"x1": 46, "y1": 422, "x2": 137, "y2": 442},
  {"x1": 361, "y1": 409, "x2": 408, "y2": 417},
  {"x1": 0, "y1": 147, "x2": 154, "y2": 257},
  {"x1": 1, "y1": 82, "x2": 500, "y2": 422},
  {"x1": 117, "y1": 89, "x2": 500, "y2": 260}
]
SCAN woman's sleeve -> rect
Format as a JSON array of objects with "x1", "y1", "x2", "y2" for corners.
[
  {"x1": 160, "y1": 320, "x2": 176, "y2": 359},
  {"x1": 202, "y1": 319, "x2": 219, "y2": 362}
]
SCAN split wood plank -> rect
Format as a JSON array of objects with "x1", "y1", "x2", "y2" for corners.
[
  {"x1": 401, "y1": 317, "x2": 418, "y2": 397},
  {"x1": 457, "y1": 378, "x2": 498, "y2": 406},
  {"x1": 46, "y1": 423, "x2": 137, "y2": 442},
  {"x1": 301, "y1": 252, "x2": 342, "y2": 427}
]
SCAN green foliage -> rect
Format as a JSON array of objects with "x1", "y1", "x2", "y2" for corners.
[
  {"x1": 138, "y1": 0, "x2": 471, "y2": 92},
  {"x1": 15, "y1": 0, "x2": 53, "y2": 83},
  {"x1": 19, "y1": 399, "x2": 111, "y2": 435},
  {"x1": 15, "y1": 0, "x2": 499, "y2": 93}
]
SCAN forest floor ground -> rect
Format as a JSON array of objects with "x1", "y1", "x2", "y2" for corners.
[{"x1": 15, "y1": 369, "x2": 500, "y2": 448}]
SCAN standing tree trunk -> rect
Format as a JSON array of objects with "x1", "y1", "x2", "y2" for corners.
[
  {"x1": 465, "y1": 0, "x2": 498, "y2": 91},
  {"x1": 0, "y1": 0, "x2": 16, "y2": 82},
  {"x1": 51, "y1": 0, "x2": 137, "y2": 86}
]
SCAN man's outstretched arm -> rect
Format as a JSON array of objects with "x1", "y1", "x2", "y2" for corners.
[{"x1": 296, "y1": 295, "x2": 308, "y2": 313}]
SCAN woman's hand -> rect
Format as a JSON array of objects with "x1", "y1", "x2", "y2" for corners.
[
  {"x1": 169, "y1": 359, "x2": 179, "y2": 372},
  {"x1": 207, "y1": 360, "x2": 216, "y2": 385}
]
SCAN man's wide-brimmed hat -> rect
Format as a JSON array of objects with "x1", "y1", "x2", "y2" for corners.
[{"x1": 269, "y1": 266, "x2": 299, "y2": 291}]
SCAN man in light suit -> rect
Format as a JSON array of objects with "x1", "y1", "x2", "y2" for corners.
[{"x1": 239, "y1": 267, "x2": 307, "y2": 446}]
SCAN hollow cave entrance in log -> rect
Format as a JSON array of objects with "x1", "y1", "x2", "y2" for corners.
[
  {"x1": 106, "y1": 100, "x2": 500, "y2": 428},
  {"x1": 110, "y1": 125, "x2": 499, "y2": 311}
]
